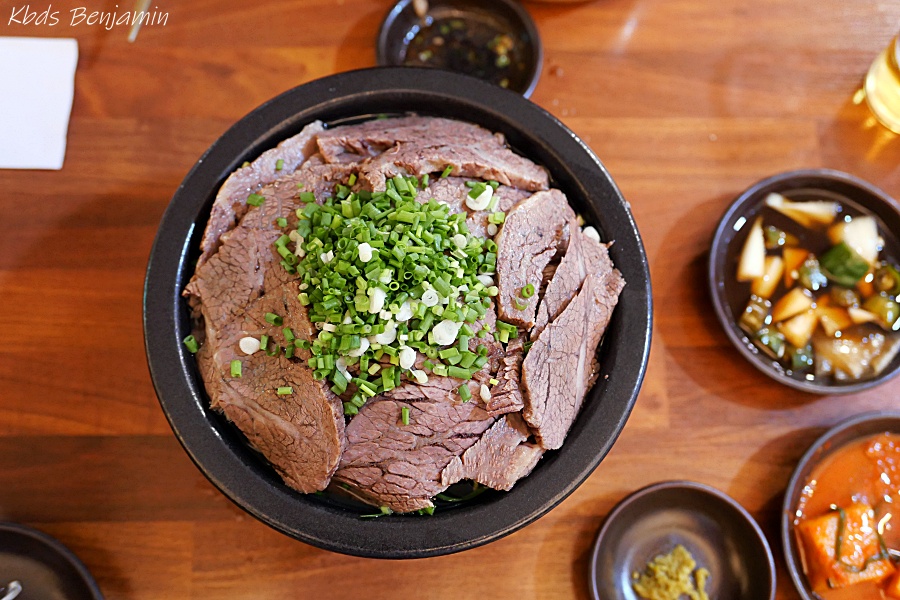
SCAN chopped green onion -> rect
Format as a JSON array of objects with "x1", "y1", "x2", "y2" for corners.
[
  {"x1": 247, "y1": 193, "x2": 265, "y2": 207},
  {"x1": 230, "y1": 359, "x2": 242, "y2": 378},
  {"x1": 440, "y1": 165, "x2": 453, "y2": 178},
  {"x1": 521, "y1": 284, "x2": 535, "y2": 298},
  {"x1": 183, "y1": 335, "x2": 199, "y2": 354},
  {"x1": 269, "y1": 166, "x2": 503, "y2": 400},
  {"x1": 275, "y1": 158, "x2": 284, "y2": 171},
  {"x1": 401, "y1": 406, "x2": 410, "y2": 425},
  {"x1": 276, "y1": 386, "x2": 293, "y2": 395},
  {"x1": 448, "y1": 365, "x2": 471, "y2": 380},
  {"x1": 276, "y1": 217, "x2": 288, "y2": 227},
  {"x1": 265, "y1": 312, "x2": 283, "y2": 326},
  {"x1": 458, "y1": 384, "x2": 471, "y2": 402}
]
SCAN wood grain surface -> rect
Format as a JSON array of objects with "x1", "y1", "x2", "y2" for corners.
[{"x1": 1, "y1": 0, "x2": 899, "y2": 597}]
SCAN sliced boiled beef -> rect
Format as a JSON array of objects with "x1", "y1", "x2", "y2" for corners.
[
  {"x1": 495, "y1": 189, "x2": 575, "y2": 329},
  {"x1": 482, "y1": 337, "x2": 526, "y2": 416},
  {"x1": 197, "y1": 121, "x2": 324, "y2": 268},
  {"x1": 185, "y1": 155, "x2": 348, "y2": 493},
  {"x1": 358, "y1": 143, "x2": 548, "y2": 193},
  {"x1": 197, "y1": 285, "x2": 345, "y2": 493},
  {"x1": 521, "y1": 267, "x2": 625, "y2": 450},
  {"x1": 315, "y1": 116, "x2": 504, "y2": 164},
  {"x1": 441, "y1": 413, "x2": 543, "y2": 491},
  {"x1": 532, "y1": 228, "x2": 617, "y2": 340},
  {"x1": 333, "y1": 386, "x2": 496, "y2": 513}
]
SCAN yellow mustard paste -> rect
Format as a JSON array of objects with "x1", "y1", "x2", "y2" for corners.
[{"x1": 631, "y1": 544, "x2": 711, "y2": 600}]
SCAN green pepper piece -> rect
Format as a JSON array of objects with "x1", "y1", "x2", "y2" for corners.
[
  {"x1": 764, "y1": 225, "x2": 800, "y2": 250},
  {"x1": 863, "y1": 293, "x2": 900, "y2": 330},
  {"x1": 829, "y1": 286, "x2": 861, "y2": 308},
  {"x1": 739, "y1": 295, "x2": 771, "y2": 336},
  {"x1": 873, "y1": 264, "x2": 900, "y2": 296},
  {"x1": 788, "y1": 344, "x2": 814, "y2": 372},
  {"x1": 798, "y1": 255, "x2": 829, "y2": 292},
  {"x1": 820, "y1": 242, "x2": 871, "y2": 287},
  {"x1": 753, "y1": 328, "x2": 786, "y2": 360}
]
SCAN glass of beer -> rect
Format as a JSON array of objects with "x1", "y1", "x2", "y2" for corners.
[{"x1": 864, "y1": 32, "x2": 900, "y2": 134}]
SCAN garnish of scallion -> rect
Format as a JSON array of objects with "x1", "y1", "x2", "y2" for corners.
[
  {"x1": 275, "y1": 173, "x2": 508, "y2": 413},
  {"x1": 183, "y1": 335, "x2": 199, "y2": 354}
]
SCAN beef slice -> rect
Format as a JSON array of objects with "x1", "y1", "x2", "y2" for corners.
[{"x1": 495, "y1": 189, "x2": 575, "y2": 329}]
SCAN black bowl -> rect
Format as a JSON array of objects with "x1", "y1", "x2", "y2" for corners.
[
  {"x1": 0, "y1": 522, "x2": 103, "y2": 600},
  {"x1": 590, "y1": 481, "x2": 776, "y2": 600},
  {"x1": 144, "y1": 67, "x2": 651, "y2": 558},
  {"x1": 708, "y1": 169, "x2": 900, "y2": 394},
  {"x1": 376, "y1": 0, "x2": 543, "y2": 97},
  {"x1": 781, "y1": 411, "x2": 900, "y2": 599}
]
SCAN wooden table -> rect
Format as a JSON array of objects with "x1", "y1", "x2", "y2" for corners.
[{"x1": 1, "y1": 0, "x2": 898, "y2": 597}]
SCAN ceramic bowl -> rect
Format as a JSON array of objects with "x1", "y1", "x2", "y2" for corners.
[
  {"x1": 144, "y1": 67, "x2": 651, "y2": 558},
  {"x1": 590, "y1": 481, "x2": 776, "y2": 600},
  {"x1": 708, "y1": 169, "x2": 900, "y2": 394}
]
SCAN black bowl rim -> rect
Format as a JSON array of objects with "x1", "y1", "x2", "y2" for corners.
[
  {"x1": 708, "y1": 168, "x2": 900, "y2": 395},
  {"x1": 143, "y1": 66, "x2": 651, "y2": 558},
  {"x1": 0, "y1": 521, "x2": 104, "y2": 599},
  {"x1": 589, "y1": 479, "x2": 776, "y2": 600},
  {"x1": 780, "y1": 410, "x2": 900, "y2": 600},
  {"x1": 375, "y1": 0, "x2": 544, "y2": 98}
]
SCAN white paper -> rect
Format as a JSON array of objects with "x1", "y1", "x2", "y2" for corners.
[{"x1": 0, "y1": 37, "x2": 78, "y2": 170}]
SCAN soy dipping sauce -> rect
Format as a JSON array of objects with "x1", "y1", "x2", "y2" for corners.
[{"x1": 402, "y1": 15, "x2": 530, "y2": 92}]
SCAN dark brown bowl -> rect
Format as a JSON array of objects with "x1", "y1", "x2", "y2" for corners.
[
  {"x1": 143, "y1": 67, "x2": 651, "y2": 558},
  {"x1": 781, "y1": 411, "x2": 900, "y2": 599},
  {"x1": 376, "y1": 0, "x2": 542, "y2": 97},
  {"x1": 708, "y1": 169, "x2": 900, "y2": 394},
  {"x1": 0, "y1": 522, "x2": 103, "y2": 600},
  {"x1": 590, "y1": 481, "x2": 776, "y2": 600}
]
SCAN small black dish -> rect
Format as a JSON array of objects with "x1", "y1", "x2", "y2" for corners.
[
  {"x1": 781, "y1": 411, "x2": 900, "y2": 600},
  {"x1": 590, "y1": 481, "x2": 775, "y2": 600},
  {"x1": 0, "y1": 522, "x2": 103, "y2": 600},
  {"x1": 376, "y1": 0, "x2": 543, "y2": 97},
  {"x1": 143, "y1": 67, "x2": 651, "y2": 558},
  {"x1": 708, "y1": 169, "x2": 900, "y2": 394}
]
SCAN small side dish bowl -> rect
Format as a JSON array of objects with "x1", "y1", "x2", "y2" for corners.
[
  {"x1": 708, "y1": 169, "x2": 900, "y2": 394},
  {"x1": 144, "y1": 67, "x2": 651, "y2": 558},
  {"x1": 782, "y1": 411, "x2": 900, "y2": 600},
  {"x1": 590, "y1": 480, "x2": 776, "y2": 600},
  {"x1": 376, "y1": 0, "x2": 542, "y2": 97},
  {"x1": 0, "y1": 522, "x2": 104, "y2": 600}
]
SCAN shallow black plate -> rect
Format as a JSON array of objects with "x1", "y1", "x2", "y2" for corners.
[
  {"x1": 376, "y1": 0, "x2": 542, "y2": 97},
  {"x1": 781, "y1": 411, "x2": 900, "y2": 600},
  {"x1": 590, "y1": 481, "x2": 775, "y2": 600},
  {"x1": 708, "y1": 169, "x2": 900, "y2": 394},
  {"x1": 0, "y1": 523, "x2": 103, "y2": 600},
  {"x1": 143, "y1": 67, "x2": 651, "y2": 558}
]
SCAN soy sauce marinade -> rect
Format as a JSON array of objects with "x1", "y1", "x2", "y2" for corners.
[
  {"x1": 726, "y1": 190, "x2": 900, "y2": 385},
  {"x1": 403, "y1": 16, "x2": 529, "y2": 92}
]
